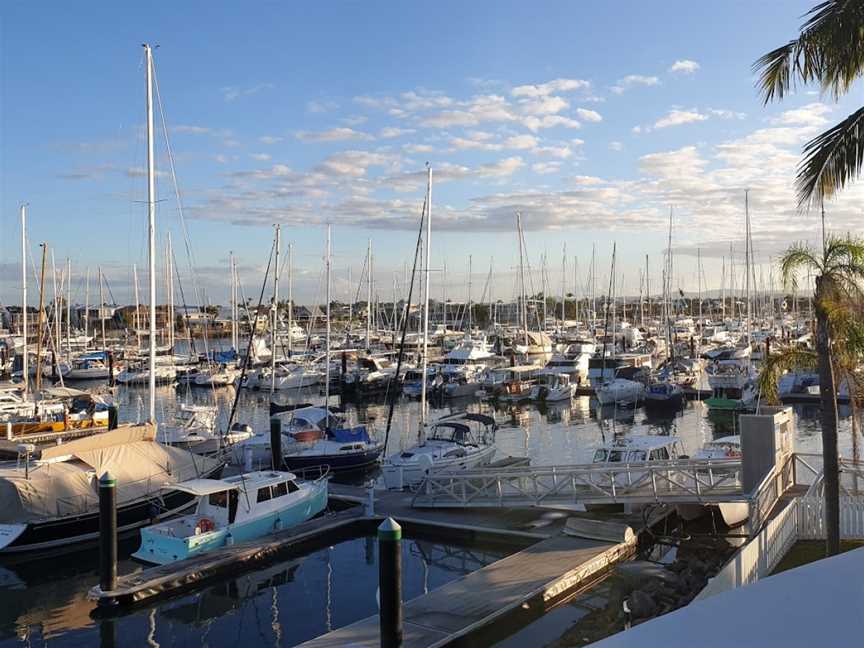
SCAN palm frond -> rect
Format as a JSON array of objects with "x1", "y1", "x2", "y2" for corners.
[
  {"x1": 796, "y1": 106, "x2": 864, "y2": 208},
  {"x1": 754, "y1": 1, "x2": 864, "y2": 103},
  {"x1": 779, "y1": 241, "x2": 822, "y2": 290},
  {"x1": 757, "y1": 347, "x2": 818, "y2": 405}
]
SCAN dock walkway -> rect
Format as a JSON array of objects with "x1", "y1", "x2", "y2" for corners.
[{"x1": 297, "y1": 533, "x2": 633, "y2": 648}]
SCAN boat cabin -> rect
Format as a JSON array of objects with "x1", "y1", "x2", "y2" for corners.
[{"x1": 592, "y1": 436, "x2": 684, "y2": 464}]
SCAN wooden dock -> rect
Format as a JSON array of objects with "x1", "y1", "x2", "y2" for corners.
[{"x1": 296, "y1": 533, "x2": 635, "y2": 648}]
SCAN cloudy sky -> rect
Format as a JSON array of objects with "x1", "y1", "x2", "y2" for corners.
[{"x1": 1, "y1": 0, "x2": 861, "y2": 307}]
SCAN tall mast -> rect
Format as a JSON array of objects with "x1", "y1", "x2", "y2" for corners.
[
  {"x1": 467, "y1": 255, "x2": 473, "y2": 333},
  {"x1": 34, "y1": 244, "x2": 47, "y2": 395},
  {"x1": 697, "y1": 248, "x2": 703, "y2": 327},
  {"x1": 271, "y1": 224, "x2": 280, "y2": 394},
  {"x1": 365, "y1": 239, "x2": 372, "y2": 349},
  {"x1": 229, "y1": 252, "x2": 237, "y2": 351},
  {"x1": 590, "y1": 244, "x2": 596, "y2": 325},
  {"x1": 84, "y1": 267, "x2": 90, "y2": 348},
  {"x1": 287, "y1": 242, "x2": 293, "y2": 357},
  {"x1": 99, "y1": 267, "x2": 107, "y2": 354},
  {"x1": 144, "y1": 43, "x2": 157, "y2": 423},
  {"x1": 419, "y1": 166, "x2": 432, "y2": 432},
  {"x1": 51, "y1": 249, "x2": 60, "y2": 356},
  {"x1": 167, "y1": 231, "x2": 174, "y2": 349},
  {"x1": 516, "y1": 212, "x2": 528, "y2": 346},
  {"x1": 644, "y1": 254, "x2": 649, "y2": 324},
  {"x1": 66, "y1": 257, "x2": 72, "y2": 357},
  {"x1": 560, "y1": 243, "x2": 566, "y2": 329},
  {"x1": 133, "y1": 264, "x2": 141, "y2": 351},
  {"x1": 20, "y1": 205, "x2": 28, "y2": 396},
  {"x1": 324, "y1": 225, "x2": 331, "y2": 409}
]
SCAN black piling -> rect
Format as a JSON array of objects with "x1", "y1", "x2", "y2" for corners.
[
  {"x1": 99, "y1": 618, "x2": 118, "y2": 648},
  {"x1": 107, "y1": 405, "x2": 118, "y2": 431},
  {"x1": 51, "y1": 351, "x2": 57, "y2": 380},
  {"x1": 107, "y1": 351, "x2": 115, "y2": 387},
  {"x1": 378, "y1": 517, "x2": 403, "y2": 648},
  {"x1": 98, "y1": 472, "x2": 117, "y2": 599},
  {"x1": 270, "y1": 417, "x2": 283, "y2": 471}
]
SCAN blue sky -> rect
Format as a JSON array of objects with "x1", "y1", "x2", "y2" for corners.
[{"x1": 2, "y1": 1, "x2": 861, "y2": 306}]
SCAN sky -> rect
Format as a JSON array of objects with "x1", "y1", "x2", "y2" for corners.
[{"x1": 1, "y1": 0, "x2": 862, "y2": 308}]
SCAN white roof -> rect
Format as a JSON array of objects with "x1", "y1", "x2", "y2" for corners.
[
  {"x1": 707, "y1": 435, "x2": 741, "y2": 445},
  {"x1": 593, "y1": 547, "x2": 864, "y2": 648},
  {"x1": 171, "y1": 471, "x2": 299, "y2": 496}
]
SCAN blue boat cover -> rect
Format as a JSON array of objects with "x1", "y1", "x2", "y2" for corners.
[
  {"x1": 328, "y1": 425, "x2": 371, "y2": 443},
  {"x1": 212, "y1": 349, "x2": 237, "y2": 363}
]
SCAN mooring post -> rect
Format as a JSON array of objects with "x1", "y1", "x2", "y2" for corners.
[
  {"x1": 378, "y1": 517, "x2": 402, "y2": 648},
  {"x1": 99, "y1": 618, "x2": 118, "y2": 648},
  {"x1": 107, "y1": 351, "x2": 115, "y2": 387},
  {"x1": 98, "y1": 471, "x2": 117, "y2": 599},
  {"x1": 270, "y1": 417, "x2": 283, "y2": 471},
  {"x1": 107, "y1": 405, "x2": 118, "y2": 431},
  {"x1": 5, "y1": 422, "x2": 11, "y2": 441}
]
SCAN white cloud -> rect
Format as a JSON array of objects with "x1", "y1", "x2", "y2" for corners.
[
  {"x1": 575, "y1": 108, "x2": 602, "y2": 123},
  {"x1": 420, "y1": 110, "x2": 479, "y2": 128},
  {"x1": 609, "y1": 141, "x2": 624, "y2": 151},
  {"x1": 296, "y1": 127, "x2": 373, "y2": 142},
  {"x1": 669, "y1": 59, "x2": 700, "y2": 74},
  {"x1": 378, "y1": 127, "x2": 416, "y2": 139},
  {"x1": 258, "y1": 135, "x2": 283, "y2": 145},
  {"x1": 653, "y1": 109, "x2": 708, "y2": 129},
  {"x1": 521, "y1": 95, "x2": 569, "y2": 115},
  {"x1": 477, "y1": 156, "x2": 525, "y2": 177},
  {"x1": 511, "y1": 78, "x2": 590, "y2": 97},
  {"x1": 710, "y1": 108, "x2": 747, "y2": 120},
  {"x1": 769, "y1": 102, "x2": 832, "y2": 126},
  {"x1": 522, "y1": 115, "x2": 581, "y2": 132},
  {"x1": 316, "y1": 150, "x2": 396, "y2": 177},
  {"x1": 611, "y1": 75, "x2": 660, "y2": 94},
  {"x1": 532, "y1": 161, "x2": 561, "y2": 175},
  {"x1": 404, "y1": 143, "x2": 434, "y2": 154},
  {"x1": 221, "y1": 83, "x2": 275, "y2": 102},
  {"x1": 505, "y1": 134, "x2": 539, "y2": 149},
  {"x1": 532, "y1": 145, "x2": 572, "y2": 159},
  {"x1": 250, "y1": 153, "x2": 271, "y2": 161},
  {"x1": 173, "y1": 125, "x2": 210, "y2": 135}
]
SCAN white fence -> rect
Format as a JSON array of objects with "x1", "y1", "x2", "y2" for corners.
[{"x1": 697, "y1": 495, "x2": 864, "y2": 600}]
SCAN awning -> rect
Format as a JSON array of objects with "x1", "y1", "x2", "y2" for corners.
[{"x1": 169, "y1": 479, "x2": 238, "y2": 496}]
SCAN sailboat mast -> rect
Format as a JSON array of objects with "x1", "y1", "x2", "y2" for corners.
[
  {"x1": 229, "y1": 252, "x2": 237, "y2": 351},
  {"x1": 516, "y1": 212, "x2": 528, "y2": 346},
  {"x1": 133, "y1": 264, "x2": 141, "y2": 351},
  {"x1": 365, "y1": 239, "x2": 372, "y2": 349},
  {"x1": 560, "y1": 243, "x2": 566, "y2": 329},
  {"x1": 167, "y1": 232, "x2": 174, "y2": 349},
  {"x1": 287, "y1": 242, "x2": 293, "y2": 357},
  {"x1": 745, "y1": 190, "x2": 752, "y2": 349},
  {"x1": 144, "y1": 43, "x2": 157, "y2": 423},
  {"x1": 84, "y1": 267, "x2": 90, "y2": 349},
  {"x1": 325, "y1": 225, "x2": 331, "y2": 408},
  {"x1": 467, "y1": 254, "x2": 472, "y2": 332},
  {"x1": 20, "y1": 205, "x2": 28, "y2": 396},
  {"x1": 51, "y1": 249, "x2": 60, "y2": 357},
  {"x1": 271, "y1": 224, "x2": 280, "y2": 394},
  {"x1": 66, "y1": 258, "x2": 72, "y2": 357},
  {"x1": 99, "y1": 267, "x2": 106, "y2": 354},
  {"x1": 419, "y1": 166, "x2": 432, "y2": 430}
]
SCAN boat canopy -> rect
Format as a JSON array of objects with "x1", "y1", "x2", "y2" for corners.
[
  {"x1": 328, "y1": 425, "x2": 371, "y2": 444},
  {"x1": 169, "y1": 478, "x2": 239, "y2": 496}
]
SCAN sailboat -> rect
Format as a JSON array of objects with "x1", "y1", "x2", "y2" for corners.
[{"x1": 0, "y1": 45, "x2": 223, "y2": 555}]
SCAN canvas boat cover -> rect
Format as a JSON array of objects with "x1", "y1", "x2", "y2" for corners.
[{"x1": 0, "y1": 424, "x2": 221, "y2": 523}]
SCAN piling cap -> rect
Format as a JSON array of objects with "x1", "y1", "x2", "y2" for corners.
[
  {"x1": 377, "y1": 517, "x2": 401, "y2": 541},
  {"x1": 99, "y1": 472, "x2": 116, "y2": 487}
]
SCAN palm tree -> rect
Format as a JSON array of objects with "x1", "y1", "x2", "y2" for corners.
[
  {"x1": 761, "y1": 235, "x2": 864, "y2": 555},
  {"x1": 754, "y1": 0, "x2": 864, "y2": 207}
]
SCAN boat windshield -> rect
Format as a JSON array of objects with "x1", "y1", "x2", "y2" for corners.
[{"x1": 429, "y1": 422, "x2": 472, "y2": 445}]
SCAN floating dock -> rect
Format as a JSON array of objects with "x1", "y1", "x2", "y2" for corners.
[{"x1": 296, "y1": 533, "x2": 634, "y2": 648}]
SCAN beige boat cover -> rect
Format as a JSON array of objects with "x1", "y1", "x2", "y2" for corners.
[{"x1": 0, "y1": 424, "x2": 221, "y2": 523}]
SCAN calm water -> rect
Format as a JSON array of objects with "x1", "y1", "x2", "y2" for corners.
[{"x1": 0, "y1": 377, "x2": 855, "y2": 646}]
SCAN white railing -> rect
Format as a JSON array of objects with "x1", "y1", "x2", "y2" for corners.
[
  {"x1": 699, "y1": 493, "x2": 864, "y2": 600},
  {"x1": 697, "y1": 495, "x2": 799, "y2": 600},
  {"x1": 412, "y1": 458, "x2": 745, "y2": 508}
]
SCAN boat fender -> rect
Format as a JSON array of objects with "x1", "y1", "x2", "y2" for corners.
[
  {"x1": 196, "y1": 517, "x2": 215, "y2": 533},
  {"x1": 225, "y1": 533, "x2": 234, "y2": 546},
  {"x1": 418, "y1": 454, "x2": 434, "y2": 474}
]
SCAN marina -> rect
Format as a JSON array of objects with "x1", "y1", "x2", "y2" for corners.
[{"x1": 3, "y1": 1, "x2": 864, "y2": 646}]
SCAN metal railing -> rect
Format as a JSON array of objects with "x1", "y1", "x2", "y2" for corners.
[{"x1": 411, "y1": 458, "x2": 746, "y2": 508}]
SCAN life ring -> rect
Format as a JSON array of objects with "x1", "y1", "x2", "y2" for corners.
[{"x1": 196, "y1": 517, "x2": 215, "y2": 533}]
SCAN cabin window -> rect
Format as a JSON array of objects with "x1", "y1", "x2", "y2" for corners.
[
  {"x1": 653, "y1": 447, "x2": 670, "y2": 461},
  {"x1": 286, "y1": 480, "x2": 299, "y2": 494},
  {"x1": 592, "y1": 450, "x2": 608, "y2": 463},
  {"x1": 209, "y1": 491, "x2": 228, "y2": 508},
  {"x1": 257, "y1": 486, "x2": 272, "y2": 503},
  {"x1": 628, "y1": 450, "x2": 647, "y2": 462},
  {"x1": 273, "y1": 482, "x2": 288, "y2": 498}
]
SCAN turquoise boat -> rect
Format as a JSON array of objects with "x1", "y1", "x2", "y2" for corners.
[{"x1": 132, "y1": 470, "x2": 328, "y2": 565}]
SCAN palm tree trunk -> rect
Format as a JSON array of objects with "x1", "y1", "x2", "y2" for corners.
[{"x1": 815, "y1": 277, "x2": 841, "y2": 555}]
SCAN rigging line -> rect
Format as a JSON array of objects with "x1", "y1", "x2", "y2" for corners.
[
  {"x1": 382, "y1": 189, "x2": 428, "y2": 452},
  {"x1": 151, "y1": 58, "x2": 205, "y2": 312},
  {"x1": 225, "y1": 237, "x2": 277, "y2": 433}
]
